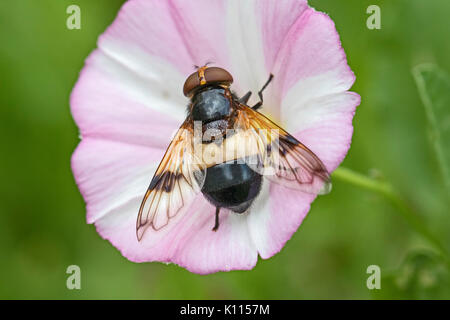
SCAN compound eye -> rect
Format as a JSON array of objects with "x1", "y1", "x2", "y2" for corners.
[
  {"x1": 183, "y1": 72, "x2": 201, "y2": 97},
  {"x1": 183, "y1": 67, "x2": 234, "y2": 97},
  {"x1": 204, "y1": 67, "x2": 233, "y2": 86}
]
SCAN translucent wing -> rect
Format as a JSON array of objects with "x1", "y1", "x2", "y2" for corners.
[
  {"x1": 136, "y1": 118, "x2": 206, "y2": 240},
  {"x1": 234, "y1": 104, "x2": 331, "y2": 194}
]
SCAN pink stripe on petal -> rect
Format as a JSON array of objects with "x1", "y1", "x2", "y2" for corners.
[
  {"x1": 174, "y1": 209, "x2": 257, "y2": 274},
  {"x1": 167, "y1": 0, "x2": 230, "y2": 70},
  {"x1": 271, "y1": 8, "x2": 356, "y2": 101},
  {"x1": 101, "y1": 0, "x2": 230, "y2": 77},
  {"x1": 265, "y1": 185, "x2": 315, "y2": 258},
  {"x1": 248, "y1": 181, "x2": 315, "y2": 259},
  {"x1": 258, "y1": 0, "x2": 308, "y2": 71},
  {"x1": 101, "y1": 0, "x2": 193, "y2": 75}
]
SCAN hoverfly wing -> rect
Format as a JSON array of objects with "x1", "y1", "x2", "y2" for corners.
[
  {"x1": 234, "y1": 104, "x2": 331, "y2": 195},
  {"x1": 136, "y1": 119, "x2": 206, "y2": 241}
]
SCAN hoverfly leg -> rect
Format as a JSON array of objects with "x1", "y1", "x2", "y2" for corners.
[
  {"x1": 252, "y1": 74, "x2": 274, "y2": 110},
  {"x1": 212, "y1": 207, "x2": 221, "y2": 232},
  {"x1": 239, "y1": 91, "x2": 252, "y2": 104},
  {"x1": 251, "y1": 102, "x2": 262, "y2": 110}
]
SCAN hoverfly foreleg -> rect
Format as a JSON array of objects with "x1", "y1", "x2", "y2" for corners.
[
  {"x1": 252, "y1": 74, "x2": 274, "y2": 110},
  {"x1": 212, "y1": 207, "x2": 221, "y2": 232},
  {"x1": 239, "y1": 91, "x2": 252, "y2": 104}
]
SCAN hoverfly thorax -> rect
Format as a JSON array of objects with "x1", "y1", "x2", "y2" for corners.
[{"x1": 185, "y1": 66, "x2": 235, "y2": 134}]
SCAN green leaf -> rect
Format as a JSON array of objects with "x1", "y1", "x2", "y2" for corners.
[{"x1": 413, "y1": 64, "x2": 450, "y2": 194}]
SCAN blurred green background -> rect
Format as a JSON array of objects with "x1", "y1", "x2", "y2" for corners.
[{"x1": 1, "y1": 0, "x2": 449, "y2": 299}]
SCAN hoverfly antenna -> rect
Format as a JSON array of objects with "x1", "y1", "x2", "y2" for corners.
[{"x1": 193, "y1": 61, "x2": 215, "y2": 70}]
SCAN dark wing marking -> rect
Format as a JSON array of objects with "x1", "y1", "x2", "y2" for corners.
[
  {"x1": 234, "y1": 103, "x2": 331, "y2": 194},
  {"x1": 136, "y1": 118, "x2": 206, "y2": 240}
]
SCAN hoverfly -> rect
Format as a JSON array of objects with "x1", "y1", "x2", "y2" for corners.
[{"x1": 136, "y1": 65, "x2": 331, "y2": 240}]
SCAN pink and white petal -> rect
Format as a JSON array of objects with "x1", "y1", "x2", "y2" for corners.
[
  {"x1": 291, "y1": 92, "x2": 360, "y2": 172},
  {"x1": 224, "y1": 2, "x2": 356, "y2": 120},
  {"x1": 72, "y1": 0, "x2": 250, "y2": 148},
  {"x1": 258, "y1": 0, "x2": 309, "y2": 72},
  {"x1": 95, "y1": 194, "x2": 258, "y2": 274},
  {"x1": 70, "y1": 0, "x2": 361, "y2": 273},
  {"x1": 71, "y1": 55, "x2": 182, "y2": 149},
  {"x1": 270, "y1": 8, "x2": 356, "y2": 110},
  {"x1": 71, "y1": 138, "x2": 163, "y2": 223},
  {"x1": 174, "y1": 208, "x2": 257, "y2": 274},
  {"x1": 101, "y1": 0, "x2": 231, "y2": 77},
  {"x1": 94, "y1": 195, "x2": 204, "y2": 263},
  {"x1": 163, "y1": 0, "x2": 231, "y2": 70},
  {"x1": 248, "y1": 92, "x2": 359, "y2": 259},
  {"x1": 224, "y1": 0, "x2": 269, "y2": 101},
  {"x1": 100, "y1": 0, "x2": 192, "y2": 76},
  {"x1": 248, "y1": 182, "x2": 315, "y2": 259}
]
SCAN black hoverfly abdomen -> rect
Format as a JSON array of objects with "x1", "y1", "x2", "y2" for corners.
[{"x1": 201, "y1": 161, "x2": 263, "y2": 213}]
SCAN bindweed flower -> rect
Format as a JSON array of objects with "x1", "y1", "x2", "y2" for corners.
[{"x1": 71, "y1": 0, "x2": 360, "y2": 274}]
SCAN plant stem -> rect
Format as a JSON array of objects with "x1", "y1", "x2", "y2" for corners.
[{"x1": 332, "y1": 167, "x2": 450, "y2": 265}]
